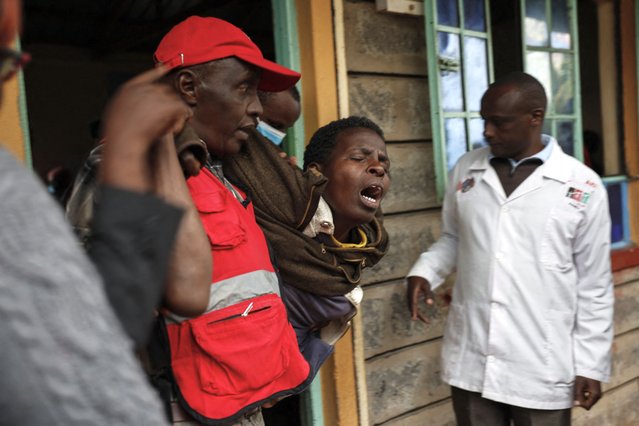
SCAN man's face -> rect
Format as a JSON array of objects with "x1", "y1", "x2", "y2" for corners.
[
  {"x1": 480, "y1": 85, "x2": 541, "y2": 160},
  {"x1": 262, "y1": 90, "x2": 300, "y2": 132},
  {"x1": 190, "y1": 57, "x2": 262, "y2": 158},
  {"x1": 318, "y1": 128, "x2": 391, "y2": 238}
]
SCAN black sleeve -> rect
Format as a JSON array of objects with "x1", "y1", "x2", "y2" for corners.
[{"x1": 88, "y1": 185, "x2": 183, "y2": 347}]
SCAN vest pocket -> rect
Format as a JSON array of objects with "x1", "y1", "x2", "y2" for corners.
[
  {"x1": 192, "y1": 189, "x2": 247, "y2": 249},
  {"x1": 190, "y1": 294, "x2": 291, "y2": 396}
]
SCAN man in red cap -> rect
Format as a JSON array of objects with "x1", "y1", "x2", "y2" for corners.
[
  {"x1": 148, "y1": 16, "x2": 310, "y2": 426},
  {"x1": 153, "y1": 16, "x2": 300, "y2": 159}
]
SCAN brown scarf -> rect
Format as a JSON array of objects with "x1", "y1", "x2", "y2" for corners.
[{"x1": 224, "y1": 130, "x2": 389, "y2": 296}]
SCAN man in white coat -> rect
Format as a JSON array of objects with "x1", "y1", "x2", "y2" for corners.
[{"x1": 407, "y1": 72, "x2": 613, "y2": 426}]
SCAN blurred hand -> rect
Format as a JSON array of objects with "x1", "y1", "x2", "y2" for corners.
[
  {"x1": 100, "y1": 66, "x2": 192, "y2": 192},
  {"x1": 178, "y1": 149, "x2": 203, "y2": 178},
  {"x1": 407, "y1": 276, "x2": 434, "y2": 324},
  {"x1": 278, "y1": 151, "x2": 298, "y2": 168},
  {"x1": 102, "y1": 66, "x2": 191, "y2": 150},
  {"x1": 573, "y1": 376, "x2": 601, "y2": 410}
]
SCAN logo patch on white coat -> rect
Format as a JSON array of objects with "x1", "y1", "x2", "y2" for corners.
[
  {"x1": 457, "y1": 177, "x2": 475, "y2": 193},
  {"x1": 565, "y1": 186, "x2": 591, "y2": 209}
]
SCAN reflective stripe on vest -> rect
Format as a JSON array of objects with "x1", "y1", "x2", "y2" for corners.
[{"x1": 165, "y1": 269, "x2": 280, "y2": 324}]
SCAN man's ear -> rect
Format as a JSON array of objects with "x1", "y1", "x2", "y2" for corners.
[
  {"x1": 530, "y1": 108, "x2": 545, "y2": 127},
  {"x1": 175, "y1": 69, "x2": 198, "y2": 106}
]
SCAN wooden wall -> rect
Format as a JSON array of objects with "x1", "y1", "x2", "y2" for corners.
[
  {"x1": 341, "y1": 1, "x2": 639, "y2": 425},
  {"x1": 342, "y1": 1, "x2": 450, "y2": 424}
]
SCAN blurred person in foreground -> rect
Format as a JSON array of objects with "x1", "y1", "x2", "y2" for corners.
[{"x1": 0, "y1": 0, "x2": 209, "y2": 423}]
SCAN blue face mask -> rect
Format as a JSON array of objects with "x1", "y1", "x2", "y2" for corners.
[{"x1": 257, "y1": 119, "x2": 287, "y2": 146}]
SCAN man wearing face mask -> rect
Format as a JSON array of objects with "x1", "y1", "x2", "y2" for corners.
[{"x1": 256, "y1": 86, "x2": 301, "y2": 147}]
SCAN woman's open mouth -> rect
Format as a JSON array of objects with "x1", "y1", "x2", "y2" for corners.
[{"x1": 360, "y1": 184, "x2": 384, "y2": 209}]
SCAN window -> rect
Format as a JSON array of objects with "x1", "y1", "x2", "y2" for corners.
[
  {"x1": 426, "y1": 0, "x2": 582, "y2": 196},
  {"x1": 603, "y1": 177, "x2": 630, "y2": 249},
  {"x1": 425, "y1": 0, "x2": 493, "y2": 197},
  {"x1": 425, "y1": 0, "x2": 634, "y2": 248},
  {"x1": 522, "y1": 0, "x2": 583, "y2": 158}
]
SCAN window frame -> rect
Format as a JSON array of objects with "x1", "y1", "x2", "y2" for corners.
[
  {"x1": 272, "y1": 0, "x2": 306, "y2": 161},
  {"x1": 272, "y1": 7, "x2": 325, "y2": 426},
  {"x1": 602, "y1": 175, "x2": 632, "y2": 249},
  {"x1": 425, "y1": 0, "x2": 633, "y2": 251},
  {"x1": 520, "y1": 0, "x2": 584, "y2": 161},
  {"x1": 426, "y1": 0, "x2": 585, "y2": 199},
  {"x1": 425, "y1": 0, "x2": 494, "y2": 199}
]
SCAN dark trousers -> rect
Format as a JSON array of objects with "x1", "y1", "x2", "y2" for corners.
[{"x1": 451, "y1": 387, "x2": 571, "y2": 426}]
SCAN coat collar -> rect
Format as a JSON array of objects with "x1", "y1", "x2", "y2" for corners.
[{"x1": 468, "y1": 136, "x2": 572, "y2": 184}]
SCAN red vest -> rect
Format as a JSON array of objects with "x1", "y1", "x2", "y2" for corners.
[{"x1": 164, "y1": 167, "x2": 310, "y2": 424}]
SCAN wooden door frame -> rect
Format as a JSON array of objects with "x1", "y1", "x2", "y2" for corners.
[{"x1": 294, "y1": 0, "x2": 362, "y2": 424}]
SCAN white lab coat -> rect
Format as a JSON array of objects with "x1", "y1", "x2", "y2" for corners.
[{"x1": 408, "y1": 137, "x2": 613, "y2": 409}]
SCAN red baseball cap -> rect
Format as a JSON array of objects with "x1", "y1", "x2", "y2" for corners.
[{"x1": 154, "y1": 16, "x2": 300, "y2": 92}]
